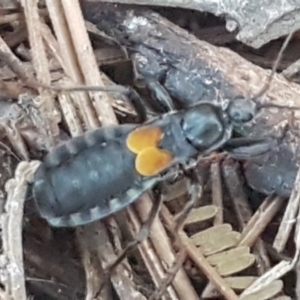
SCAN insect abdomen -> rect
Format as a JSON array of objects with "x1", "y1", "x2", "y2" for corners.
[{"x1": 32, "y1": 125, "x2": 157, "y2": 227}]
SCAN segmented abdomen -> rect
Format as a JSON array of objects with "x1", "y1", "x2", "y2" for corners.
[{"x1": 32, "y1": 125, "x2": 157, "y2": 227}]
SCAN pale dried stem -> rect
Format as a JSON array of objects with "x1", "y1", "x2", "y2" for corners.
[
  {"x1": 0, "y1": 80, "x2": 32, "y2": 98},
  {"x1": 38, "y1": 22, "x2": 84, "y2": 136},
  {"x1": 20, "y1": 0, "x2": 59, "y2": 142},
  {"x1": 61, "y1": 0, "x2": 117, "y2": 126},
  {"x1": 134, "y1": 196, "x2": 199, "y2": 300},
  {"x1": 126, "y1": 206, "x2": 178, "y2": 300},
  {"x1": 239, "y1": 197, "x2": 272, "y2": 239},
  {"x1": 222, "y1": 161, "x2": 252, "y2": 226},
  {"x1": 202, "y1": 156, "x2": 224, "y2": 300},
  {"x1": 292, "y1": 167, "x2": 300, "y2": 300},
  {"x1": 87, "y1": 0, "x2": 200, "y2": 10},
  {"x1": 241, "y1": 255, "x2": 298, "y2": 297},
  {"x1": 78, "y1": 220, "x2": 148, "y2": 300},
  {"x1": 39, "y1": 22, "x2": 67, "y2": 73},
  {"x1": 222, "y1": 161, "x2": 273, "y2": 272},
  {"x1": 0, "y1": 34, "x2": 38, "y2": 88},
  {"x1": 2, "y1": 122, "x2": 29, "y2": 161},
  {"x1": 56, "y1": 78, "x2": 83, "y2": 137},
  {"x1": 3, "y1": 161, "x2": 41, "y2": 300},
  {"x1": 0, "y1": 48, "x2": 124, "y2": 81},
  {"x1": 283, "y1": 59, "x2": 300, "y2": 78},
  {"x1": 0, "y1": 287, "x2": 12, "y2": 300},
  {"x1": 239, "y1": 197, "x2": 285, "y2": 247},
  {"x1": 0, "y1": 12, "x2": 24, "y2": 24},
  {"x1": 74, "y1": 228, "x2": 110, "y2": 300},
  {"x1": 211, "y1": 162, "x2": 223, "y2": 225},
  {"x1": 38, "y1": 21, "x2": 83, "y2": 137},
  {"x1": 20, "y1": 0, "x2": 50, "y2": 85},
  {"x1": 0, "y1": 9, "x2": 48, "y2": 25},
  {"x1": 203, "y1": 162, "x2": 275, "y2": 298},
  {"x1": 45, "y1": 0, "x2": 100, "y2": 129},
  {"x1": 253, "y1": 239, "x2": 271, "y2": 274},
  {"x1": 273, "y1": 167, "x2": 300, "y2": 252},
  {"x1": 149, "y1": 248, "x2": 187, "y2": 300}
]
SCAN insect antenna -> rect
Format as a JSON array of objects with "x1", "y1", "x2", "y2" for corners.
[
  {"x1": 255, "y1": 30, "x2": 295, "y2": 99},
  {"x1": 51, "y1": 83, "x2": 149, "y2": 122},
  {"x1": 252, "y1": 30, "x2": 299, "y2": 112}
]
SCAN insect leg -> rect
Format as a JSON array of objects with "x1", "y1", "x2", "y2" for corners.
[
  {"x1": 224, "y1": 121, "x2": 291, "y2": 161},
  {"x1": 145, "y1": 79, "x2": 175, "y2": 112},
  {"x1": 103, "y1": 186, "x2": 164, "y2": 275},
  {"x1": 223, "y1": 137, "x2": 279, "y2": 160},
  {"x1": 149, "y1": 247, "x2": 187, "y2": 300},
  {"x1": 96, "y1": 85, "x2": 148, "y2": 122},
  {"x1": 254, "y1": 29, "x2": 295, "y2": 100},
  {"x1": 132, "y1": 58, "x2": 176, "y2": 113},
  {"x1": 151, "y1": 169, "x2": 202, "y2": 299},
  {"x1": 174, "y1": 168, "x2": 203, "y2": 231},
  {"x1": 41, "y1": 82, "x2": 149, "y2": 123},
  {"x1": 121, "y1": 86, "x2": 148, "y2": 122}
]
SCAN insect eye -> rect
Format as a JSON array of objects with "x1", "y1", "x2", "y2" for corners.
[{"x1": 227, "y1": 98, "x2": 257, "y2": 124}]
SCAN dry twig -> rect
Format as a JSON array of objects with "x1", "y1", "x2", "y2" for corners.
[{"x1": 3, "y1": 161, "x2": 40, "y2": 300}]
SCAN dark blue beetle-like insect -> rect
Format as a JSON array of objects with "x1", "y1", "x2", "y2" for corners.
[{"x1": 31, "y1": 92, "x2": 265, "y2": 227}]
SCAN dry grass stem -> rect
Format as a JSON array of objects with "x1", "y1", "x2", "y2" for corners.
[
  {"x1": 222, "y1": 160, "x2": 275, "y2": 276},
  {"x1": 126, "y1": 205, "x2": 178, "y2": 300},
  {"x1": 0, "y1": 12, "x2": 24, "y2": 24},
  {"x1": 211, "y1": 162, "x2": 223, "y2": 225},
  {"x1": 133, "y1": 196, "x2": 198, "y2": 299},
  {"x1": 20, "y1": 0, "x2": 59, "y2": 142},
  {"x1": 61, "y1": 0, "x2": 117, "y2": 126},
  {"x1": 273, "y1": 166, "x2": 300, "y2": 252},
  {"x1": 239, "y1": 197, "x2": 285, "y2": 247},
  {"x1": 46, "y1": 0, "x2": 100, "y2": 129},
  {"x1": 3, "y1": 161, "x2": 40, "y2": 300},
  {"x1": 0, "y1": 34, "x2": 38, "y2": 89}
]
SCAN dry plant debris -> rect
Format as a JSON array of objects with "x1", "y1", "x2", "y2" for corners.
[
  {"x1": 0, "y1": 1, "x2": 300, "y2": 300},
  {"x1": 91, "y1": 0, "x2": 300, "y2": 48}
]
